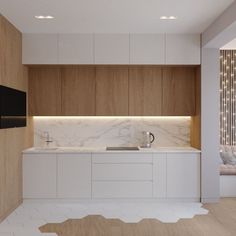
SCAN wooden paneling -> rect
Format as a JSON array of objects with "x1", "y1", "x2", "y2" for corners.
[
  {"x1": 191, "y1": 66, "x2": 201, "y2": 149},
  {"x1": 0, "y1": 16, "x2": 27, "y2": 91},
  {"x1": 0, "y1": 129, "x2": 6, "y2": 217},
  {"x1": 129, "y1": 67, "x2": 162, "y2": 115},
  {"x1": 5, "y1": 129, "x2": 24, "y2": 210},
  {"x1": 96, "y1": 67, "x2": 129, "y2": 116},
  {"x1": 28, "y1": 65, "x2": 198, "y2": 117},
  {"x1": 162, "y1": 67, "x2": 196, "y2": 116},
  {"x1": 61, "y1": 66, "x2": 95, "y2": 115},
  {"x1": 0, "y1": 15, "x2": 33, "y2": 222},
  {"x1": 29, "y1": 68, "x2": 61, "y2": 116}
]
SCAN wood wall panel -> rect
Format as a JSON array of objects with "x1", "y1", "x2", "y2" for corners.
[
  {"x1": 29, "y1": 68, "x2": 61, "y2": 116},
  {"x1": 0, "y1": 129, "x2": 6, "y2": 217},
  {"x1": 191, "y1": 66, "x2": 201, "y2": 149},
  {"x1": 0, "y1": 15, "x2": 33, "y2": 222},
  {"x1": 162, "y1": 67, "x2": 196, "y2": 116},
  {"x1": 95, "y1": 67, "x2": 129, "y2": 116},
  {"x1": 0, "y1": 17, "x2": 26, "y2": 91},
  {"x1": 61, "y1": 66, "x2": 96, "y2": 115},
  {"x1": 129, "y1": 67, "x2": 162, "y2": 116}
]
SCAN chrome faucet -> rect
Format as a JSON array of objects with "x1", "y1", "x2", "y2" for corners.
[{"x1": 44, "y1": 131, "x2": 53, "y2": 146}]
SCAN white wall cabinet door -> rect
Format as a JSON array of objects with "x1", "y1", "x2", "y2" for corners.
[
  {"x1": 153, "y1": 153, "x2": 167, "y2": 198},
  {"x1": 130, "y1": 34, "x2": 165, "y2": 64},
  {"x1": 23, "y1": 154, "x2": 57, "y2": 198},
  {"x1": 94, "y1": 34, "x2": 129, "y2": 64},
  {"x1": 22, "y1": 34, "x2": 58, "y2": 64},
  {"x1": 57, "y1": 154, "x2": 91, "y2": 198},
  {"x1": 166, "y1": 34, "x2": 200, "y2": 65},
  {"x1": 166, "y1": 153, "x2": 200, "y2": 198},
  {"x1": 58, "y1": 34, "x2": 94, "y2": 64}
]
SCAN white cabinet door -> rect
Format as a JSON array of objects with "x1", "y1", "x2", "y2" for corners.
[
  {"x1": 93, "y1": 181, "x2": 153, "y2": 198},
  {"x1": 166, "y1": 153, "x2": 200, "y2": 198},
  {"x1": 58, "y1": 34, "x2": 94, "y2": 64},
  {"x1": 94, "y1": 34, "x2": 129, "y2": 64},
  {"x1": 57, "y1": 154, "x2": 91, "y2": 198},
  {"x1": 22, "y1": 34, "x2": 58, "y2": 64},
  {"x1": 166, "y1": 34, "x2": 200, "y2": 65},
  {"x1": 23, "y1": 154, "x2": 57, "y2": 198},
  {"x1": 153, "y1": 153, "x2": 167, "y2": 198},
  {"x1": 130, "y1": 34, "x2": 165, "y2": 64}
]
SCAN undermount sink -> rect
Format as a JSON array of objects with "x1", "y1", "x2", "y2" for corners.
[
  {"x1": 34, "y1": 147, "x2": 58, "y2": 151},
  {"x1": 106, "y1": 147, "x2": 139, "y2": 151}
]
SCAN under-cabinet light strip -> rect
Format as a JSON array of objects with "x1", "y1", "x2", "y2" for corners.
[{"x1": 33, "y1": 116, "x2": 191, "y2": 120}]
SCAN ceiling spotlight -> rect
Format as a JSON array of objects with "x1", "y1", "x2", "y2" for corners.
[
  {"x1": 169, "y1": 16, "x2": 177, "y2": 20},
  {"x1": 160, "y1": 16, "x2": 177, "y2": 20},
  {"x1": 35, "y1": 15, "x2": 54, "y2": 19},
  {"x1": 160, "y1": 16, "x2": 168, "y2": 20}
]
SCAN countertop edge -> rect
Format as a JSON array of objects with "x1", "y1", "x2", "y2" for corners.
[{"x1": 22, "y1": 147, "x2": 201, "y2": 154}]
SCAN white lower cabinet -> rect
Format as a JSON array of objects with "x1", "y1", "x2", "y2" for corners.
[
  {"x1": 23, "y1": 154, "x2": 57, "y2": 198},
  {"x1": 153, "y1": 153, "x2": 167, "y2": 198},
  {"x1": 92, "y1": 153, "x2": 153, "y2": 198},
  {"x1": 57, "y1": 154, "x2": 91, "y2": 198},
  {"x1": 93, "y1": 182, "x2": 153, "y2": 198},
  {"x1": 166, "y1": 153, "x2": 200, "y2": 199},
  {"x1": 23, "y1": 151, "x2": 200, "y2": 200}
]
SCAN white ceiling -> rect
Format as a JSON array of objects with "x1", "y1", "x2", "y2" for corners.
[
  {"x1": 222, "y1": 38, "x2": 236, "y2": 49},
  {"x1": 0, "y1": 0, "x2": 234, "y2": 34}
]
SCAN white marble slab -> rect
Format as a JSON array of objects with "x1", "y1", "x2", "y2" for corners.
[
  {"x1": 33, "y1": 117, "x2": 191, "y2": 148},
  {"x1": 23, "y1": 146, "x2": 200, "y2": 154}
]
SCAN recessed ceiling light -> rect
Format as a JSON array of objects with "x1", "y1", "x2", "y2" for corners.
[
  {"x1": 160, "y1": 16, "x2": 177, "y2": 20},
  {"x1": 35, "y1": 15, "x2": 54, "y2": 19},
  {"x1": 160, "y1": 16, "x2": 168, "y2": 20}
]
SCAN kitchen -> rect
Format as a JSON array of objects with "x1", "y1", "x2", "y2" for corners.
[{"x1": 0, "y1": 0, "x2": 235, "y2": 235}]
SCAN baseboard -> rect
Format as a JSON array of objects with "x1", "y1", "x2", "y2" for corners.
[
  {"x1": 0, "y1": 199, "x2": 23, "y2": 223},
  {"x1": 201, "y1": 197, "x2": 220, "y2": 203},
  {"x1": 23, "y1": 198, "x2": 201, "y2": 204}
]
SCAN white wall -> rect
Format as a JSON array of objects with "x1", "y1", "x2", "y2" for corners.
[
  {"x1": 201, "y1": 48, "x2": 220, "y2": 203},
  {"x1": 202, "y1": 1, "x2": 236, "y2": 48}
]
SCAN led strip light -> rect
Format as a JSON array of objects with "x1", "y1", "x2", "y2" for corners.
[{"x1": 220, "y1": 50, "x2": 236, "y2": 145}]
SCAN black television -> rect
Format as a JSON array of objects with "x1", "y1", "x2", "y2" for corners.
[{"x1": 0, "y1": 85, "x2": 27, "y2": 129}]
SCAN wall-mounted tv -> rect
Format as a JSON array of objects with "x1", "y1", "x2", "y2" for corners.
[{"x1": 0, "y1": 85, "x2": 26, "y2": 129}]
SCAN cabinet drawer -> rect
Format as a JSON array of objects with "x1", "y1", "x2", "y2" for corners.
[
  {"x1": 92, "y1": 181, "x2": 153, "y2": 198},
  {"x1": 92, "y1": 153, "x2": 153, "y2": 163},
  {"x1": 93, "y1": 163, "x2": 152, "y2": 181}
]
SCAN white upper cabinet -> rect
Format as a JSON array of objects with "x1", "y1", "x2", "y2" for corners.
[
  {"x1": 22, "y1": 34, "x2": 58, "y2": 64},
  {"x1": 166, "y1": 34, "x2": 200, "y2": 65},
  {"x1": 22, "y1": 33, "x2": 201, "y2": 65},
  {"x1": 58, "y1": 34, "x2": 94, "y2": 64},
  {"x1": 94, "y1": 34, "x2": 129, "y2": 64},
  {"x1": 130, "y1": 34, "x2": 165, "y2": 64}
]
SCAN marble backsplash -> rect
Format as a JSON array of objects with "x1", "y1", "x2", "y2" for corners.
[{"x1": 33, "y1": 117, "x2": 191, "y2": 148}]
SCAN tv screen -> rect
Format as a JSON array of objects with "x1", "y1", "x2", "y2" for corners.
[{"x1": 0, "y1": 85, "x2": 26, "y2": 129}]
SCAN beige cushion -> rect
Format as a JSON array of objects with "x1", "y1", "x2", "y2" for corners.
[{"x1": 220, "y1": 164, "x2": 236, "y2": 175}]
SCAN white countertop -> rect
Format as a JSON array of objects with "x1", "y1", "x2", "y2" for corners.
[{"x1": 23, "y1": 146, "x2": 201, "y2": 154}]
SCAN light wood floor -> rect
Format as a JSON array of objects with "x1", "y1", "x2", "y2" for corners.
[{"x1": 40, "y1": 198, "x2": 236, "y2": 236}]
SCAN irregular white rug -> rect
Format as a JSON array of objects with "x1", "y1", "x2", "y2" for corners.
[{"x1": 0, "y1": 201, "x2": 208, "y2": 236}]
